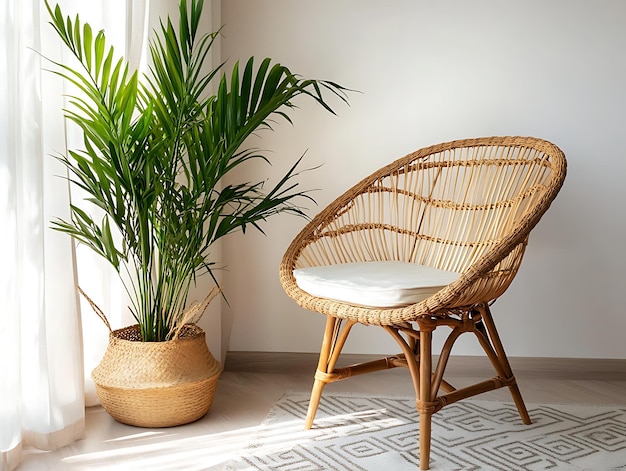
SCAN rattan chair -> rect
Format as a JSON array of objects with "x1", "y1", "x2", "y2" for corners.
[{"x1": 280, "y1": 136, "x2": 566, "y2": 470}]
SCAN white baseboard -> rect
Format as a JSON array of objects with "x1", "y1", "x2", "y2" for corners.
[{"x1": 224, "y1": 351, "x2": 626, "y2": 381}]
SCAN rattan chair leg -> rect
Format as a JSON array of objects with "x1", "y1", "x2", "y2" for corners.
[
  {"x1": 479, "y1": 305, "x2": 531, "y2": 425},
  {"x1": 305, "y1": 379, "x2": 326, "y2": 429},
  {"x1": 384, "y1": 323, "x2": 436, "y2": 470},
  {"x1": 418, "y1": 328, "x2": 435, "y2": 470},
  {"x1": 508, "y1": 383, "x2": 531, "y2": 425},
  {"x1": 306, "y1": 316, "x2": 356, "y2": 429}
]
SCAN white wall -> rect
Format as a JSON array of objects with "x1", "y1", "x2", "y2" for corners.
[{"x1": 219, "y1": 1, "x2": 626, "y2": 359}]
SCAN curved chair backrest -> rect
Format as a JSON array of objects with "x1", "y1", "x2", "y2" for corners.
[{"x1": 282, "y1": 136, "x2": 566, "y2": 316}]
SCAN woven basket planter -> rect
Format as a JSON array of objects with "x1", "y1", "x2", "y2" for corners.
[{"x1": 92, "y1": 323, "x2": 221, "y2": 427}]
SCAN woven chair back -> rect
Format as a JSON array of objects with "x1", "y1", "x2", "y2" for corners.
[{"x1": 290, "y1": 136, "x2": 566, "y2": 311}]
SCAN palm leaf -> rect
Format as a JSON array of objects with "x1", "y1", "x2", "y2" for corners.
[{"x1": 45, "y1": 0, "x2": 350, "y2": 341}]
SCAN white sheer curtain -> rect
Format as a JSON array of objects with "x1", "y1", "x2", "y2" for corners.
[
  {"x1": 0, "y1": 1, "x2": 83, "y2": 469},
  {"x1": 0, "y1": 0, "x2": 148, "y2": 469},
  {"x1": 58, "y1": 0, "x2": 151, "y2": 408}
]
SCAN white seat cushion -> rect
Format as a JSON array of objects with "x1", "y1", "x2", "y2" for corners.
[{"x1": 293, "y1": 261, "x2": 459, "y2": 308}]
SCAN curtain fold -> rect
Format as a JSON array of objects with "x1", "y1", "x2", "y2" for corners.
[{"x1": 0, "y1": 0, "x2": 84, "y2": 470}]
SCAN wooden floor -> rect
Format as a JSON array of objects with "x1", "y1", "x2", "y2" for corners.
[{"x1": 18, "y1": 354, "x2": 626, "y2": 470}]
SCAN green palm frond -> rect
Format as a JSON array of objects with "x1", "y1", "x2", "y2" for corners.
[{"x1": 46, "y1": 0, "x2": 349, "y2": 341}]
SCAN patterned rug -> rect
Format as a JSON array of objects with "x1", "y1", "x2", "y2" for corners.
[{"x1": 226, "y1": 392, "x2": 626, "y2": 471}]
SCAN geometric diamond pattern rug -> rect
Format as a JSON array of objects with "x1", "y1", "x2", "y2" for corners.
[{"x1": 226, "y1": 392, "x2": 626, "y2": 471}]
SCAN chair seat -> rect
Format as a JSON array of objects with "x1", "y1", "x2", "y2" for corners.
[{"x1": 294, "y1": 261, "x2": 459, "y2": 308}]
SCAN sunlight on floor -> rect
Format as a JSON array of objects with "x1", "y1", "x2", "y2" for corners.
[
  {"x1": 58, "y1": 406, "x2": 400, "y2": 471},
  {"x1": 62, "y1": 430, "x2": 248, "y2": 469},
  {"x1": 59, "y1": 420, "x2": 303, "y2": 470}
]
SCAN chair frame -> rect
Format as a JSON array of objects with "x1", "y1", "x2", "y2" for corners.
[{"x1": 280, "y1": 136, "x2": 566, "y2": 470}]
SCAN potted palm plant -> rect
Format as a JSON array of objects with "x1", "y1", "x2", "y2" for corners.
[{"x1": 46, "y1": 0, "x2": 347, "y2": 426}]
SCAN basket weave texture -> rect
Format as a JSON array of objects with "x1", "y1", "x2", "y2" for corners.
[{"x1": 92, "y1": 324, "x2": 221, "y2": 427}]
